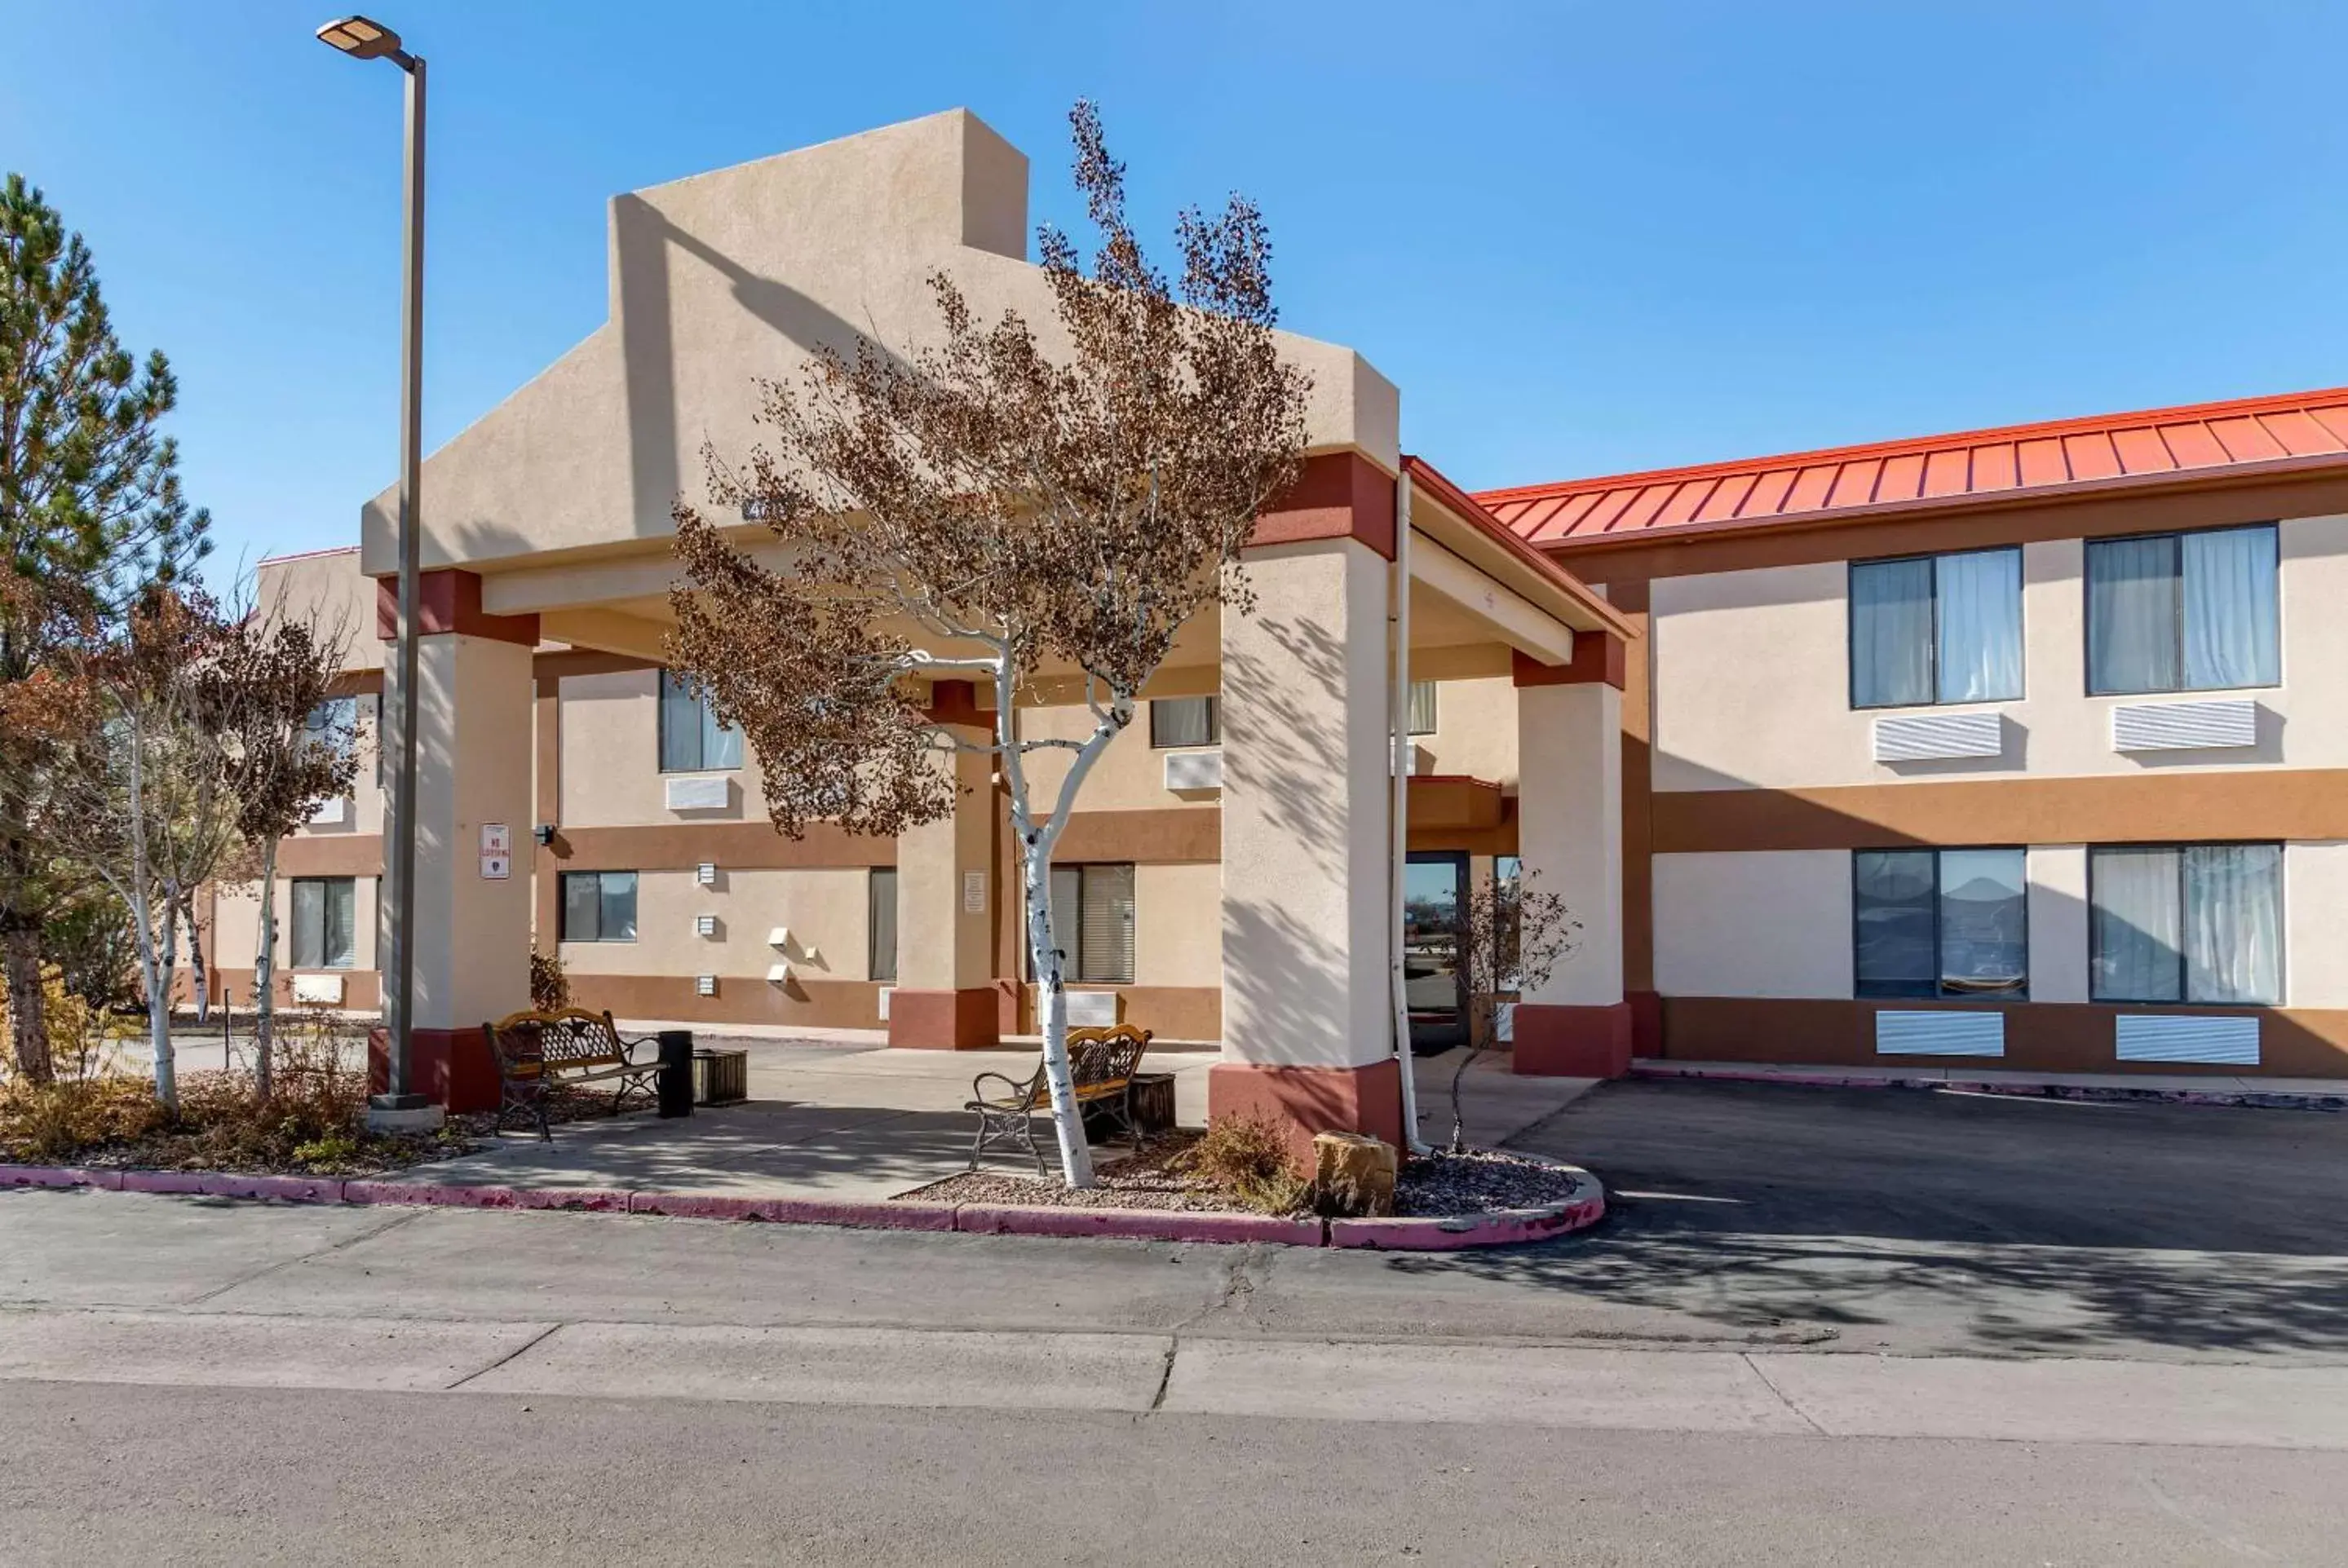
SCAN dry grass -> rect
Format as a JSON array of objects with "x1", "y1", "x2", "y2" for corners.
[{"x1": 1170, "y1": 1112, "x2": 1311, "y2": 1215}]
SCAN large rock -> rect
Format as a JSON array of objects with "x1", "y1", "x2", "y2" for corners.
[{"x1": 1313, "y1": 1132, "x2": 1397, "y2": 1218}]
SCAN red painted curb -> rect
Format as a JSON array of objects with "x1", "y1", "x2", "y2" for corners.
[
  {"x1": 342, "y1": 1180, "x2": 631, "y2": 1212},
  {"x1": 197, "y1": 1173, "x2": 345, "y2": 1204},
  {"x1": 950, "y1": 1202, "x2": 1326, "y2": 1247},
  {"x1": 0, "y1": 1166, "x2": 124, "y2": 1191},
  {"x1": 119, "y1": 1170, "x2": 208, "y2": 1195}
]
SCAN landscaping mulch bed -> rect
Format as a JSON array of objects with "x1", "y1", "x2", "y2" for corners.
[{"x1": 901, "y1": 1133, "x2": 1590, "y2": 1218}]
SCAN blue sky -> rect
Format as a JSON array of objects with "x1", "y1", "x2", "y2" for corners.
[{"x1": 7, "y1": 1, "x2": 2347, "y2": 581}]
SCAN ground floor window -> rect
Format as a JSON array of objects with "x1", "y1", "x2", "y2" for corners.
[
  {"x1": 1853, "y1": 847, "x2": 2027, "y2": 999},
  {"x1": 560, "y1": 871, "x2": 639, "y2": 943},
  {"x1": 1407, "y1": 680, "x2": 1439, "y2": 736},
  {"x1": 289, "y1": 877, "x2": 357, "y2": 970},
  {"x1": 2090, "y1": 844, "x2": 2281, "y2": 1005},
  {"x1": 1149, "y1": 696, "x2": 1218, "y2": 748},
  {"x1": 869, "y1": 867, "x2": 898, "y2": 983},
  {"x1": 1045, "y1": 862, "x2": 1135, "y2": 985}
]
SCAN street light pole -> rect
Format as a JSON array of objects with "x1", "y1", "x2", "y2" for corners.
[{"x1": 318, "y1": 15, "x2": 435, "y2": 1121}]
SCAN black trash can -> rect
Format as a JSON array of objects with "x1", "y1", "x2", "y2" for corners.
[{"x1": 657, "y1": 1030, "x2": 696, "y2": 1118}]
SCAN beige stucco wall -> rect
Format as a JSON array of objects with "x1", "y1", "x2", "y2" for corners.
[
  {"x1": 1517, "y1": 682, "x2": 1622, "y2": 1007},
  {"x1": 364, "y1": 108, "x2": 1399, "y2": 582},
  {"x1": 1410, "y1": 676, "x2": 1518, "y2": 786},
  {"x1": 1652, "y1": 850, "x2": 1853, "y2": 999},
  {"x1": 210, "y1": 874, "x2": 380, "y2": 978},
  {"x1": 2024, "y1": 844, "x2": 2089, "y2": 1004},
  {"x1": 1134, "y1": 862, "x2": 1221, "y2": 988},
  {"x1": 1652, "y1": 514, "x2": 2348, "y2": 793},
  {"x1": 558, "y1": 865, "x2": 876, "y2": 981},
  {"x1": 1017, "y1": 699, "x2": 1225, "y2": 815},
  {"x1": 558, "y1": 668, "x2": 772, "y2": 828},
  {"x1": 256, "y1": 548, "x2": 382, "y2": 672},
  {"x1": 2285, "y1": 841, "x2": 2348, "y2": 1007}
]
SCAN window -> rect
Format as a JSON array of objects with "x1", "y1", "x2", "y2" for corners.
[
  {"x1": 869, "y1": 868, "x2": 899, "y2": 983},
  {"x1": 658, "y1": 670, "x2": 743, "y2": 772},
  {"x1": 304, "y1": 697, "x2": 357, "y2": 762},
  {"x1": 559, "y1": 871, "x2": 639, "y2": 943},
  {"x1": 2086, "y1": 524, "x2": 2279, "y2": 696},
  {"x1": 1493, "y1": 855, "x2": 1522, "y2": 987},
  {"x1": 1150, "y1": 696, "x2": 1218, "y2": 748},
  {"x1": 289, "y1": 877, "x2": 356, "y2": 970},
  {"x1": 1407, "y1": 681, "x2": 1439, "y2": 736},
  {"x1": 2090, "y1": 844, "x2": 2281, "y2": 1005},
  {"x1": 1850, "y1": 547, "x2": 2023, "y2": 709},
  {"x1": 1045, "y1": 863, "x2": 1135, "y2": 984},
  {"x1": 1853, "y1": 848, "x2": 2027, "y2": 999}
]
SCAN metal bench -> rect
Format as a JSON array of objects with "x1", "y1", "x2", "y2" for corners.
[
  {"x1": 483, "y1": 1006, "x2": 665, "y2": 1141},
  {"x1": 965, "y1": 1023, "x2": 1154, "y2": 1175}
]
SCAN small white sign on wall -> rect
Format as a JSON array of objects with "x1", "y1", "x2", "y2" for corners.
[
  {"x1": 962, "y1": 869, "x2": 987, "y2": 915},
  {"x1": 480, "y1": 853, "x2": 510, "y2": 881},
  {"x1": 480, "y1": 824, "x2": 511, "y2": 855}
]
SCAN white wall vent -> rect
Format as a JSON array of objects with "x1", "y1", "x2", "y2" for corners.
[
  {"x1": 1874, "y1": 1009, "x2": 2005, "y2": 1057},
  {"x1": 766, "y1": 925, "x2": 792, "y2": 950},
  {"x1": 665, "y1": 775, "x2": 730, "y2": 811},
  {"x1": 695, "y1": 974, "x2": 718, "y2": 998},
  {"x1": 765, "y1": 962, "x2": 793, "y2": 986},
  {"x1": 290, "y1": 974, "x2": 345, "y2": 1005},
  {"x1": 696, "y1": 862, "x2": 719, "y2": 887},
  {"x1": 308, "y1": 796, "x2": 347, "y2": 826},
  {"x1": 1873, "y1": 710, "x2": 2003, "y2": 763},
  {"x1": 2116, "y1": 1014, "x2": 2260, "y2": 1066},
  {"x1": 695, "y1": 914, "x2": 718, "y2": 939},
  {"x1": 1163, "y1": 749, "x2": 1223, "y2": 793},
  {"x1": 877, "y1": 987, "x2": 893, "y2": 1021},
  {"x1": 2111, "y1": 699, "x2": 2256, "y2": 753},
  {"x1": 1065, "y1": 990, "x2": 1120, "y2": 1027}
]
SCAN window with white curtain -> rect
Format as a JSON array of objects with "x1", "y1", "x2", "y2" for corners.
[
  {"x1": 2090, "y1": 844, "x2": 2281, "y2": 1005},
  {"x1": 658, "y1": 670, "x2": 743, "y2": 771},
  {"x1": 1849, "y1": 547, "x2": 2023, "y2": 709},
  {"x1": 289, "y1": 877, "x2": 357, "y2": 970},
  {"x1": 2086, "y1": 524, "x2": 2279, "y2": 696},
  {"x1": 868, "y1": 868, "x2": 899, "y2": 983},
  {"x1": 1853, "y1": 847, "x2": 2028, "y2": 999},
  {"x1": 1042, "y1": 862, "x2": 1135, "y2": 984},
  {"x1": 1405, "y1": 681, "x2": 1439, "y2": 736},
  {"x1": 1149, "y1": 696, "x2": 1218, "y2": 748}
]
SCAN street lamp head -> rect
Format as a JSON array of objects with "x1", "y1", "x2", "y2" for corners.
[{"x1": 316, "y1": 15, "x2": 404, "y2": 60}]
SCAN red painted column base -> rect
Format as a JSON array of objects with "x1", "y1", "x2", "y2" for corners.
[
  {"x1": 1513, "y1": 1001, "x2": 1634, "y2": 1079},
  {"x1": 367, "y1": 1026, "x2": 501, "y2": 1114},
  {"x1": 1628, "y1": 990, "x2": 1665, "y2": 1058},
  {"x1": 888, "y1": 987, "x2": 1002, "y2": 1049},
  {"x1": 1207, "y1": 1058, "x2": 1404, "y2": 1168}
]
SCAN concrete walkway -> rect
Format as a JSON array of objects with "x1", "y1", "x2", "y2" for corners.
[{"x1": 387, "y1": 1039, "x2": 1595, "y2": 1201}]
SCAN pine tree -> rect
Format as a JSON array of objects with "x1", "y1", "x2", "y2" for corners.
[{"x1": 0, "y1": 173, "x2": 210, "y2": 1082}]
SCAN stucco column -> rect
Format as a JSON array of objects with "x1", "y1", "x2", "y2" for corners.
[
  {"x1": 1209, "y1": 535, "x2": 1403, "y2": 1153},
  {"x1": 1512, "y1": 649, "x2": 1630, "y2": 1076},
  {"x1": 368, "y1": 571, "x2": 539, "y2": 1111},
  {"x1": 889, "y1": 703, "x2": 999, "y2": 1049}
]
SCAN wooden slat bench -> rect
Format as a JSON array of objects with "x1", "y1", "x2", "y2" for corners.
[
  {"x1": 965, "y1": 1023, "x2": 1155, "y2": 1175},
  {"x1": 484, "y1": 1006, "x2": 664, "y2": 1142}
]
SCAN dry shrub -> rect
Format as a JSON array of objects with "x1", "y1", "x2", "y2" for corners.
[
  {"x1": 0, "y1": 1076, "x2": 169, "y2": 1163},
  {"x1": 1173, "y1": 1112, "x2": 1309, "y2": 1215},
  {"x1": 530, "y1": 947, "x2": 570, "y2": 1012}
]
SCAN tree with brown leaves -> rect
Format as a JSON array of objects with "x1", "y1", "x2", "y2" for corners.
[
  {"x1": 1448, "y1": 865, "x2": 1579, "y2": 1153},
  {"x1": 207, "y1": 603, "x2": 360, "y2": 1099},
  {"x1": 670, "y1": 103, "x2": 1310, "y2": 1186}
]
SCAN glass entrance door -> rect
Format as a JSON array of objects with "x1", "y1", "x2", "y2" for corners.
[{"x1": 1404, "y1": 852, "x2": 1468, "y2": 1053}]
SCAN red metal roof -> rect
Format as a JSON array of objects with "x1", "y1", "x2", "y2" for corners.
[{"x1": 1476, "y1": 386, "x2": 2348, "y2": 549}]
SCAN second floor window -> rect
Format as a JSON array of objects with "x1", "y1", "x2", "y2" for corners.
[
  {"x1": 1850, "y1": 547, "x2": 2023, "y2": 709},
  {"x1": 659, "y1": 670, "x2": 742, "y2": 772},
  {"x1": 2087, "y1": 524, "x2": 2279, "y2": 696},
  {"x1": 2091, "y1": 844, "x2": 2281, "y2": 1005},
  {"x1": 1150, "y1": 696, "x2": 1218, "y2": 748},
  {"x1": 560, "y1": 870, "x2": 638, "y2": 943},
  {"x1": 1854, "y1": 847, "x2": 2027, "y2": 1000},
  {"x1": 289, "y1": 877, "x2": 356, "y2": 970}
]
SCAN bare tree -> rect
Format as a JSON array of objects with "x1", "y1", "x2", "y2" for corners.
[
  {"x1": 2, "y1": 588, "x2": 236, "y2": 1108},
  {"x1": 1448, "y1": 865, "x2": 1579, "y2": 1153},
  {"x1": 669, "y1": 102, "x2": 1309, "y2": 1186},
  {"x1": 207, "y1": 603, "x2": 359, "y2": 1098}
]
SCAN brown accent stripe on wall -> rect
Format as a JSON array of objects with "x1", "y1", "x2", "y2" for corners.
[
  {"x1": 1046, "y1": 807, "x2": 1222, "y2": 864},
  {"x1": 541, "y1": 821, "x2": 895, "y2": 873},
  {"x1": 1653, "y1": 769, "x2": 2348, "y2": 854},
  {"x1": 1662, "y1": 995, "x2": 2348, "y2": 1080},
  {"x1": 566, "y1": 974, "x2": 887, "y2": 1031},
  {"x1": 277, "y1": 834, "x2": 383, "y2": 877}
]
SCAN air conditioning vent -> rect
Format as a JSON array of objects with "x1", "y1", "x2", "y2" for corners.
[
  {"x1": 2116, "y1": 1014, "x2": 2259, "y2": 1065},
  {"x1": 2111, "y1": 699, "x2": 2256, "y2": 753},
  {"x1": 1873, "y1": 711, "x2": 2002, "y2": 763},
  {"x1": 1065, "y1": 990, "x2": 1120, "y2": 1027},
  {"x1": 1874, "y1": 1009, "x2": 2005, "y2": 1057},
  {"x1": 290, "y1": 974, "x2": 345, "y2": 1005},
  {"x1": 1163, "y1": 749, "x2": 1223, "y2": 792},
  {"x1": 665, "y1": 775, "x2": 730, "y2": 811},
  {"x1": 308, "y1": 797, "x2": 347, "y2": 826}
]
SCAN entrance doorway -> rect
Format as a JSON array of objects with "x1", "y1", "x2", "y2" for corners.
[{"x1": 1404, "y1": 851, "x2": 1468, "y2": 1053}]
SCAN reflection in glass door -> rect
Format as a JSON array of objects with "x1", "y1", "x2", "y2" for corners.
[{"x1": 1404, "y1": 852, "x2": 1468, "y2": 1053}]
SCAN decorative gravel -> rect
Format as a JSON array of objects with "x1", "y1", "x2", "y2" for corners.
[{"x1": 900, "y1": 1135, "x2": 1589, "y2": 1218}]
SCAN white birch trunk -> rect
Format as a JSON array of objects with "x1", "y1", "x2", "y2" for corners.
[
  {"x1": 123, "y1": 714, "x2": 178, "y2": 1110},
  {"x1": 254, "y1": 837, "x2": 280, "y2": 1099},
  {"x1": 185, "y1": 890, "x2": 210, "y2": 1025}
]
